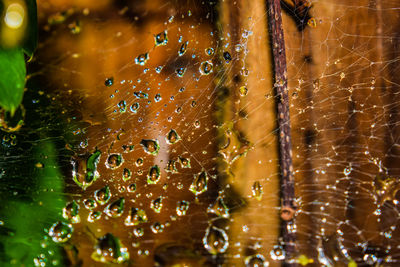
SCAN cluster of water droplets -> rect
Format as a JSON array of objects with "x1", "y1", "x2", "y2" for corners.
[
  {"x1": 26, "y1": 2, "x2": 400, "y2": 266},
  {"x1": 42, "y1": 9, "x2": 280, "y2": 265}
]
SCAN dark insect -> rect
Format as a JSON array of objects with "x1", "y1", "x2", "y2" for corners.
[{"x1": 281, "y1": 0, "x2": 312, "y2": 31}]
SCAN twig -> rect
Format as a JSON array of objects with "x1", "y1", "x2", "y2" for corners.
[{"x1": 266, "y1": 0, "x2": 297, "y2": 265}]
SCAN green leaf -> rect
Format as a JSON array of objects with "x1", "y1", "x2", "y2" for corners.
[
  {"x1": 22, "y1": 0, "x2": 38, "y2": 57},
  {"x1": 1, "y1": 141, "x2": 66, "y2": 266},
  {"x1": 0, "y1": 48, "x2": 26, "y2": 114}
]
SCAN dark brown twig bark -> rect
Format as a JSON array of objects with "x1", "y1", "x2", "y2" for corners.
[{"x1": 266, "y1": 0, "x2": 297, "y2": 265}]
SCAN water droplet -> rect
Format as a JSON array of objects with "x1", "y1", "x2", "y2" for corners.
[
  {"x1": 2, "y1": 134, "x2": 17, "y2": 147},
  {"x1": 151, "y1": 222, "x2": 165, "y2": 234},
  {"x1": 275, "y1": 78, "x2": 284, "y2": 87},
  {"x1": 165, "y1": 160, "x2": 178, "y2": 173},
  {"x1": 104, "y1": 198, "x2": 125, "y2": 218},
  {"x1": 307, "y1": 17, "x2": 317, "y2": 28},
  {"x1": 84, "y1": 198, "x2": 97, "y2": 209},
  {"x1": 151, "y1": 197, "x2": 163, "y2": 213},
  {"x1": 239, "y1": 86, "x2": 248, "y2": 96},
  {"x1": 252, "y1": 181, "x2": 263, "y2": 201},
  {"x1": 384, "y1": 231, "x2": 392, "y2": 239},
  {"x1": 313, "y1": 79, "x2": 320, "y2": 91},
  {"x1": 179, "y1": 156, "x2": 191, "y2": 168},
  {"x1": 205, "y1": 47, "x2": 214, "y2": 56},
  {"x1": 140, "y1": 139, "x2": 160, "y2": 155},
  {"x1": 270, "y1": 245, "x2": 285, "y2": 260},
  {"x1": 48, "y1": 221, "x2": 73, "y2": 243},
  {"x1": 68, "y1": 20, "x2": 81, "y2": 34},
  {"x1": 34, "y1": 254, "x2": 47, "y2": 267},
  {"x1": 203, "y1": 226, "x2": 229, "y2": 254},
  {"x1": 135, "y1": 53, "x2": 149, "y2": 65},
  {"x1": 117, "y1": 100, "x2": 127, "y2": 113},
  {"x1": 105, "y1": 77, "x2": 114, "y2": 87},
  {"x1": 147, "y1": 165, "x2": 161, "y2": 184},
  {"x1": 63, "y1": 200, "x2": 80, "y2": 223},
  {"x1": 134, "y1": 91, "x2": 149, "y2": 99},
  {"x1": 136, "y1": 158, "x2": 144, "y2": 166},
  {"x1": 235, "y1": 44, "x2": 242, "y2": 52},
  {"x1": 92, "y1": 233, "x2": 129, "y2": 263},
  {"x1": 122, "y1": 168, "x2": 131, "y2": 181},
  {"x1": 95, "y1": 185, "x2": 112, "y2": 205},
  {"x1": 130, "y1": 102, "x2": 140, "y2": 113},
  {"x1": 178, "y1": 41, "x2": 189, "y2": 56},
  {"x1": 127, "y1": 183, "x2": 137, "y2": 192},
  {"x1": 105, "y1": 153, "x2": 123, "y2": 169},
  {"x1": 373, "y1": 173, "x2": 400, "y2": 205},
  {"x1": 154, "y1": 93, "x2": 162, "y2": 102},
  {"x1": 343, "y1": 167, "x2": 351, "y2": 176},
  {"x1": 155, "y1": 30, "x2": 168, "y2": 46},
  {"x1": 176, "y1": 200, "x2": 190, "y2": 216},
  {"x1": 176, "y1": 67, "x2": 186, "y2": 77},
  {"x1": 199, "y1": 61, "x2": 213, "y2": 75},
  {"x1": 363, "y1": 253, "x2": 377, "y2": 265},
  {"x1": 122, "y1": 144, "x2": 134, "y2": 153},
  {"x1": 125, "y1": 208, "x2": 148, "y2": 226},
  {"x1": 207, "y1": 196, "x2": 229, "y2": 218},
  {"x1": 245, "y1": 254, "x2": 268, "y2": 267},
  {"x1": 80, "y1": 139, "x2": 88, "y2": 148},
  {"x1": 88, "y1": 211, "x2": 102, "y2": 222},
  {"x1": 190, "y1": 171, "x2": 208, "y2": 195},
  {"x1": 223, "y1": 51, "x2": 232, "y2": 62},
  {"x1": 72, "y1": 149, "x2": 101, "y2": 190},
  {"x1": 118, "y1": 185, "x2": 126, "y2": 193},
  {"x1": 374, "y1": 208, "x2": 381, "y2": 216},
  {"x1": 138, "y1": 249, "x2": 149, "y2": 256},
  {"x1": 133, "y1": 228, "x2": 144, "y2": 237},
  {"x1": 166, "y1": 129, "x2": 180, "y2": 144},
  {"x1": 155, "y1": 66, "x2": 163, "y2": 73}
]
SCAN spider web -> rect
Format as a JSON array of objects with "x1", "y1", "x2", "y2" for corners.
[{"x1": 2, "y1": 0, "x2": 400, "y2": 266}]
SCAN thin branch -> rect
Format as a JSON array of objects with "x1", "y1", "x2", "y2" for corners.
[{"x1": 266, "y1": 0, "x2": 297, "y2": 265}]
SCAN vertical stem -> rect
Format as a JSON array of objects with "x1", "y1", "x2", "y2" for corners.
[{"x1": 266, "y1": 0, "x2": 297, "y2": 265}]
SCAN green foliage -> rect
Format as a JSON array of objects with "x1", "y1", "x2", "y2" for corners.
[
  {"x1": 0, "y1": 2, "x2": 66, "y2": 266},
  {"x1": 0, "y1": 48, "x2": 25, "y2": 114},
  {"x1": 0, "y1": 141, "x2": 65, "y2": 266},
  {"x1": 0, "y1": 0, "x2": 38, "y2": 113}
]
